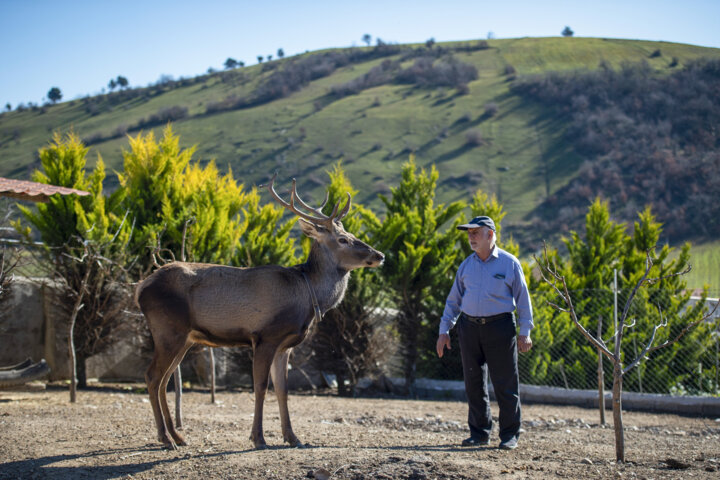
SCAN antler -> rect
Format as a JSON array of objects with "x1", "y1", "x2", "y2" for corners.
[{"x1": 265, "y1": 173, "x2": 351, "y2": 226}]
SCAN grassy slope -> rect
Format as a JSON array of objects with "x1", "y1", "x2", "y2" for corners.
[
  {"x1": 671, "y1": 240, "x2": 720, "y2": 293},
  {"x1": 1, "y1": 36, "x2": 719, "y2": 276}
]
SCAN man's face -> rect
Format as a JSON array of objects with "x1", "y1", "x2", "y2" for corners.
[{"x1": 467, "y1": 227, "x2": 493, "y2": 253}]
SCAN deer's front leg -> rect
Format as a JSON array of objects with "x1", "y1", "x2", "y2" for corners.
[
  {"x1": 270, "y1": 348, "x2": 303, "y2": 447},
  {"x1": 250, "y1": 343, "x2": 276, "y2": 449}
]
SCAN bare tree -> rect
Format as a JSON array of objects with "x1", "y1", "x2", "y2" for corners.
[
  {"x1": 535, "y1": 244, "x2": 719, "y2": 461},
  {"x1": 59, "y1": 232, "x2": 135, "y2": 402}
]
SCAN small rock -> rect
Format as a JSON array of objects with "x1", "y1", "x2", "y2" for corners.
[
  {"x1": 311, "y1": 467, "x2": 331, "y2": 480},
  {"x1": 581, "y1": 458, "x2": 593, "y2": 465},
  {"x1": 663, "y1": 458, "x2": 691, "y2": 470}
]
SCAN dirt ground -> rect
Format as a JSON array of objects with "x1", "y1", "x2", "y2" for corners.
[{"x1": 1, "y1": 384, "x2": 719, "y2": 479}]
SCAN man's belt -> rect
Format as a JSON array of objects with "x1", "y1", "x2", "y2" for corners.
[{"x1": 461, "y1": 311, "x2": 513, "y2": 325}]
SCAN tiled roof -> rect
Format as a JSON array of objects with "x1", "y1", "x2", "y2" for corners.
[{"x1": 0, "y1": 177, "x2": 90, "y2": 203}]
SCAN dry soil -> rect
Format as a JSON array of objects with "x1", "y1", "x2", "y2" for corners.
[{"x1": 1, "y1": 384, "x2": 719, "y2": 479}]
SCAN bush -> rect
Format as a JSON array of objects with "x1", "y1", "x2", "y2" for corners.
[
  {"x1": 465, "y1": 129, "x2": 483, "y2": 146},
  {"x1": 483, "y1": 102, "x2": 499, "y2": 117},
  {"x1": 396, "y1": 56, "x2": 478, "y2": 88},
  {"x1": 136, "y1": 106, "x2": 189, "y2": 129}
]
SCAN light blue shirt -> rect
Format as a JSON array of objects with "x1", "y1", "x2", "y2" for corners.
[{"x1": 439, "y1": 245, "x2": 534, "y2": 337}]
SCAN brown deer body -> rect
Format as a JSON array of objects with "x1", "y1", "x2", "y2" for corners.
[{"x1": 137, "y1": 176, "x2": 384, "y2": 449}]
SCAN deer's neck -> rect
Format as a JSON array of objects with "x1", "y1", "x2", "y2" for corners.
[{"x1": 303, "y1": 243, "x2": 350, "y2": 313}]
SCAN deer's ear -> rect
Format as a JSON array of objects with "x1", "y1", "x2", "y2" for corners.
[{"x1": 298, "y1": 218, "x2": 327, "y2": 239}]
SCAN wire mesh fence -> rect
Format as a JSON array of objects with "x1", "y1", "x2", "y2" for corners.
[
  {"x1": 517, "y1": 289, "x2": 720, "y2": 396},
  {"x1": 429, "y1": 289, "x2": 720, "y2": 397}
]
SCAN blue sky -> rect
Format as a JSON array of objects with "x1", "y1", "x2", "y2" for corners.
[{"x1": 1, "y1": 0, "x2": 719, "y2": 108}]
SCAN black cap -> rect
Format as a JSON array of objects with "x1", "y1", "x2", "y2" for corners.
[{"x1": 457, "y1": 215, "x2": 496, "y2": 231}]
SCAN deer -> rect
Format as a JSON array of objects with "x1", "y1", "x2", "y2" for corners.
[{"x1": 136, "y1": 174, "x2": 384, "y2": 450}]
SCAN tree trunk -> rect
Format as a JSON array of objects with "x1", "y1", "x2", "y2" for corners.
[
  {"x1": 69, "y1": 330, "x2": 77, "y2": 403},
  {"x1": 209, "y1": 348, "x2": 216, "y2": 404},
  {"x1": 336, "y1": 371, "x2": 349, "y2": 397},
  {"x1": 76, "y1": 355, "x2": 87, "y2": 389},
  {"x1": 403, "y1": 332, "x2": 417, "y2": 396},
  {"x1": 597, "y1": 316, "x2": 605, "y2": 425},
  {"x1": 400, "y1": 310, "x2": 418, "y2": 396},
  {"x1": 612, "y1": 364, "x2": 625, "y2": 462}
]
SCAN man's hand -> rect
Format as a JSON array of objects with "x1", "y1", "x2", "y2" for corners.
[
  {"x1": 518, "y1": 335, "x2": 532, "y2": 353},
  {"x1": 436, "y1": 333, "x2": 451, "y2": 357}
]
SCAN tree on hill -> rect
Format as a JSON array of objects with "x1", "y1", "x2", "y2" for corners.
[
  {"x1": 224, "y1": 58, "x2": 238, "y2": 69},
  {"x1": 362, "y1": 34, "x2": 372, "y2": 46},
  {"x1": 277, "y1": 48, "x2": 285, "y2": 59},
  {"x1": 562, "y1": 26, "x2": 574, "y2": 37},
  {"x1": 47, "y1": 87, "x2": 62, "y2": 103},
  {"x1": 108, "y1": 79, "x2": 117, "y2": 91},
  {"x1": 257, "y1": 55, "x2": 263, "y2": 63},
  {"x1": 425, "y1": 38, "x2": 435, "y2": 49},
  {"x1": 116, "y1": 76, "x2": 129, "y2": 88}
]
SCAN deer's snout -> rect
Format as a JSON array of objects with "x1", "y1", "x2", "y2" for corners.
[{"x1": 367, "y1": 250, "x2": 385, "y2": 267}]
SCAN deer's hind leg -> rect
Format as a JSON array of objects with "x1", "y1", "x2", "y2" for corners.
[
  {"x1": 145, "y1": 329, "x2": 192, "y2": 450},
  {"x1": 158, "y1": 341, "x2": 193, "y2": 447}
]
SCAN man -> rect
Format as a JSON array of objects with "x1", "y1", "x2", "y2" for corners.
[{"x1": 436, "y1": 215, "x2": 533, "y2": 450}]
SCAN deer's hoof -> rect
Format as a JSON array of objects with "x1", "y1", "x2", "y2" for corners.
[
  {"x1": 158, "y1": 433, "x2": 178, "y2": 450},
  {"x1": 251, "y1": 435, "x2": 267, "y2": 450},
  {"x1": 286, "y1": 436, "x2": 305, "y2": 448},
  {"x1": 161, "y1": 440, "x2": 178, "y2": 451},
  {"x1": 171, "y1": 432, "x2": 187, "y2": 446}
]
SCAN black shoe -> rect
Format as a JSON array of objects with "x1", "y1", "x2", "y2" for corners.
[
  {"x1": 499, "y1": 436, "x2": 518, "y2": 450},
  {"x1": 461, "y1": 436, "x2": 490, "y2": 447}
]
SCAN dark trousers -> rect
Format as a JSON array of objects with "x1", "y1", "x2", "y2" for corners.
[{"x1": 457, "y1": 313, "x2": 520, "y2": 442}]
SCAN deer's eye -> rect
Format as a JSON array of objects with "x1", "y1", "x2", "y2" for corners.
[{"x1": 338, "y1": 237, "x2": 349, "y2": 245}]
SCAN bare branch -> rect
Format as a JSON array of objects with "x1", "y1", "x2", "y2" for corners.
[
  {"x1": 645, "y1": 265, "x2": 692, "y2": 285},
  {"x1": 617, "y1": 250, "x2": 655, "y2": 354},
  {"x1": 534, "y1": 243, "x2": 614, "y2": 360},
  {"x1": 644, "y1": 298, "x2": 720, "y2": 357}
]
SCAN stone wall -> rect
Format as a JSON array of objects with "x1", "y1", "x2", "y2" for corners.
[{"x1": 0, "y1": 277, "x2": 148, "y2": 382}]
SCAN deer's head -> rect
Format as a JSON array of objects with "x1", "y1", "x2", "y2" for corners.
[{"x1": 266, "y1": 174, "x2": 384, "y2": 271}]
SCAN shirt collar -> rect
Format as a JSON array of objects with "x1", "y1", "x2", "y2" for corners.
[{"x1": 473, "y1": 245, "x2": 499, "y2": 263}]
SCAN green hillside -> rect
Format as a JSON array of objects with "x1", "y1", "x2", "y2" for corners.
[{"x1": 2, "y1": 36, "x2": 719, "y2": 287}]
